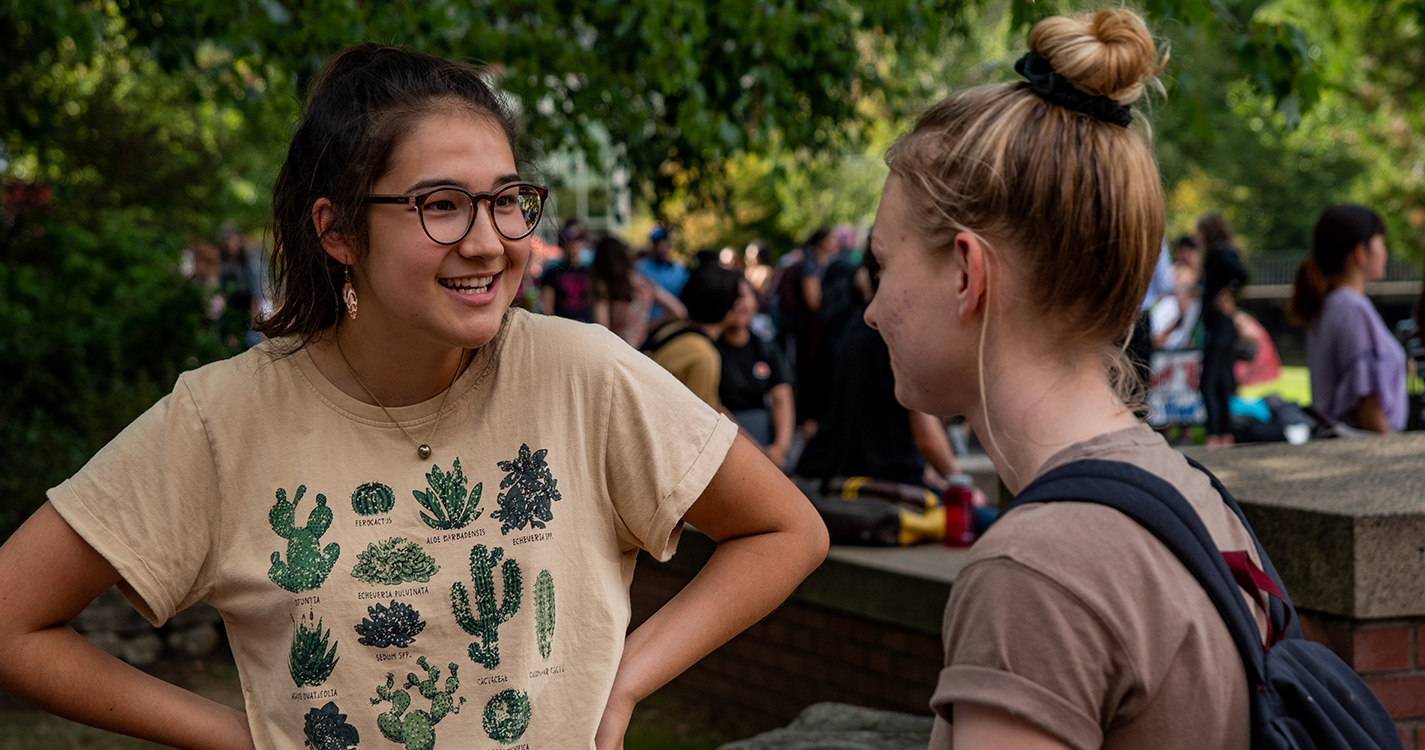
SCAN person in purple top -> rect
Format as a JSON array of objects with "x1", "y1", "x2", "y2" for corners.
[{"x1": 1289, "y1": 205, "x2": 1406, "y2": 433}]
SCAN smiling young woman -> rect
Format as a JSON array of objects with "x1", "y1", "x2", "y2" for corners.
[{"x1": 0, "y1": 44, "x2": 827, "y2": 750}]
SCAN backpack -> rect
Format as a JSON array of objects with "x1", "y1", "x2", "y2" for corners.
[{"x1": 1009, "y1": 458, "x2": 1401, "y2": 750}]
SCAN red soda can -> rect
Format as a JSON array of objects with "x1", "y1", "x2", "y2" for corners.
[{"x1": 942, "y1": 474, "x2": 978, "y2": 547}]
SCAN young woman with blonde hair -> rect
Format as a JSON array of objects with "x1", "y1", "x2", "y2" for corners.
[{"x1": 866, "y1": 9, "x2": 1272, "y2": 749}]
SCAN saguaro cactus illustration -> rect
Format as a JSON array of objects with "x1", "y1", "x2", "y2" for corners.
[
  {"x1": 268, "y1": 485, "x2": 340, "y2": 592},
  {"x1": 355, "y1": 600, "x2": 426, "y2": 649},
  {"x1": 289, "y1": 610, "x2": 339, "y2": 687},
  {"x1": 482, "y1": 689, "x2": 531, "y2": 745},
  {"x1": 535, "y1": 570, "x2": 555, "y2": 660},
  {"x1": 370, "y1": 656, "x2": 464, "y2": 750},
  {"x1": 352, "y1": 482, "x2": 396, "y2": 516},
  {"x1": 303, "y1": 701, "x2": 359, "y2": 750},
  {"x1": 351, "y1": 537, "x2": 440, "y2": 586},
  {"x1": 414, "y1": 459, "x2": 482, "y2": 530},
  {"x1": 492, "y1": 444, "x2": 561, "y2": 534},
  {"x1": 451, "y1": 544, "x2": 522, "y2": 669}
]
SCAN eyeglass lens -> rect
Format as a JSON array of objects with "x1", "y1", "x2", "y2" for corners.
[{"x1": 420, "y1": 184, "x2": 543, "y2": 243}]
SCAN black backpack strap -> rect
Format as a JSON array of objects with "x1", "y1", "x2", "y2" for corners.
[{"x1": 1008, "y1": 459, "x2": 1269, "y2": 685}]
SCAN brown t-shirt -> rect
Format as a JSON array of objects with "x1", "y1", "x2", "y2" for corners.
[
  {"x1": 928, "y1": 424, "x2": 1267, "y2": 750},
  {"x1": 49, "y1": 309, "x2": 737, "y2": 750}
]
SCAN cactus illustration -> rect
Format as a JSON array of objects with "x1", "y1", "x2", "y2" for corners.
[
  {"x1": 535, "y1": 570, "x2": 555, "y2": 660},
  {"x1": 268, "y1": 485, "x2": 340, "y2": 592},
  {"x1": 370, "y1": 656, "x2": 464, "y2": 750},
  {"x1": 482, "y1": 689, "x2": 531, "y2": 745},
  {"x1": 492, "y1": 444, "x2": 561, "y2": 534},
  {"x1": 289, "y1": 610, "x2": 339, "y2": 687},
  {"x1": 413, "y1": 459, "x2": 482, "y2": 530},
  {"x1": 352, "y1": 482, "x2": 396, "y2": 516},
  {"x1": 451, "y1": 544, "x2": 522, "y2": 669},
  {"x1": 351, "y1": 537, "x2": 440, "y2": 586},
  {"x1": 303, "y1": 701, "x2": 359, "y2": 750},
  {"x1": 355, "y1": 600, "x2": 426, "y2": 649}
]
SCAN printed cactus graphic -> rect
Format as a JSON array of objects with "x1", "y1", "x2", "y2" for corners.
[
  {"x1": 451, "y1": 544, "x2": 522, "y2": 669},
  {"x1": 303, "y1": 701, "x2": 360, "y2": 750},
  {"x1": 535, "y1": 570, "x2": 555, "y2": 660},
  {"x1": 352, "y1": 482, "x2": 396, "y2": 516},
  {"x1": 413, "y1": 459, "x2": 482, "y2": 530},
  {"x1": 355, "y1": 600, "x2": 426, "y2": 649},
  {"x1": 289, "y1": 610, "x2": 339, "y2": 687},
  {"x1": 351, "y1": 537, "x2": 440, "y2": 586},
  {"x1": 482, "y1": 689, "x2": 531, "y2": 745},
  {"x1": 268, "y1": 485, "x2": 340, "y2": 592},
  {"x1": 492, "y1": 444, "x2": 561, "y2": 534},
  {"x1": 370, "y1": 656, "x2": 464, "y2": 750}
]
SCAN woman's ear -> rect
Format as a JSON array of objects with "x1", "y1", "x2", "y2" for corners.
[
  {"x1": 953, "y1": 231, "x2": 987, "y2": 322},
  {"x1": 312, "y1": 198, "x2": 355, "y2": 266}
]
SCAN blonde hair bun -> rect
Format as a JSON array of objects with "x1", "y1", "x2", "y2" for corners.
[{"x1": 1028, "y1": 8, "x2": 1166, "y2": 106}]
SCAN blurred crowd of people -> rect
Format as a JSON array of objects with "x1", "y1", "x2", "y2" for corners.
[{"x1": 180, "y1": 222, "x2": 271, "y2": 349}]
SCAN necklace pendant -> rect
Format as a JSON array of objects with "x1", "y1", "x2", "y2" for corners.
[{"x1": 418, "y1": 444, "x2": 432, "y2": 460}]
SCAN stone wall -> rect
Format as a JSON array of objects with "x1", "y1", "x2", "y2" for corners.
[{"x1": 73, "y1": 587, "x2": 225, "y2": 667}]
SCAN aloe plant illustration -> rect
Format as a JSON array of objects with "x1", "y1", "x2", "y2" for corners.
[
  {"x1": 303, "y1": 701, "x2": 359, "y2": 750},
  {"x1": 482, "y1": 689, "x2": 531, "y2": 745},
  {"x1": 289, "y1": 610, "x2": 339, "y2": 687},
  {"x1": 351, "y1": 537, "x2": 440, "y2": 586},
  {"x1": 414, "y1": 459, "x2": 482, "y2": 530},
  {"x1": 371, "y1": 656, "x2": 464, "y2": 750},
  {"x1": 355, "y1": 600, "x2": 426, "y2": 649},
  {"x1": 535, "y1": 569, "x2": 555, "y2": 660},
  {"x1": 451, "y1": 544, "x2": 522, "y2": 669},
  {"x1": 268, "y1": 485, "x2": 340, "y2": 593},
  {"x1": 352, "y1": 482, "x2": 396, "y2": 516},
  {"x1": 492, "y1": 444, "x2": 561, "y2": 534}
]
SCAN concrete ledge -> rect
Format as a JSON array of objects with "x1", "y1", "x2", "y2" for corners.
[{"x1": 1188, "y1": 433, "x2": 1425, "y2": 619}]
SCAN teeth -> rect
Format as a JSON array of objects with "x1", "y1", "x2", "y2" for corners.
[{"x1": 441, "y1": 275, "x2": 494, "y2": 294}]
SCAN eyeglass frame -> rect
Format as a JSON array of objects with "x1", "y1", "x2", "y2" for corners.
[{"x1": 365, "y1": 181, "x2": 549, "y2": 245}]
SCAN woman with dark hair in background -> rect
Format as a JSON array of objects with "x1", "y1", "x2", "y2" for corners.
[
  {"x1": 1289, "y1": 204, "x2": 1404, "y2": 433},
  {"x1": 1196, "y1": 213, "x2": 1248, "y2": 448},
  {"x1": 717, "y1": 278, "x2": 794, "y2": 468},
  {"x1": 644, "y1": 265, "x2": 744, "y2": 409},
  {"x1": 590, "y1": 235, "x2": 686, "y2": 347}
]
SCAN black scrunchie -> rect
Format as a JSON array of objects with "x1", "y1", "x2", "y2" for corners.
[{"x1": 1014, "y1": 51, "x2": 1133, "y2": 128}]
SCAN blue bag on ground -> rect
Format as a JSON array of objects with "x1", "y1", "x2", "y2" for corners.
[{"x1": 1009, "y1": 459, "x2": 1400, "y2": 750}]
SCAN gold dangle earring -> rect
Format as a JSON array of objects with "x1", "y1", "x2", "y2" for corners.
[{"x1": 342, "y1": 266, "x2": 358, "y2": 320}]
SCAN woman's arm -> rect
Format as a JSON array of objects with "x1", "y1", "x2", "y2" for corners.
[
  {"x1": 766, "y1": 383, "x2": 795, "y2": 469},
  {"x1": 0, "y1": 503, "x2": 254, "y2": 750},
  {"x1": 802, "y1": 274, "x2": 822, "y2": 312},
  {"x1": 953, "y1": 702, "x2": 1074, "y2": 750},
  {"x1": 595, "y1": 437, "x2": 828, "y2": 749},
  {"x1": 910, "y1": 410, "x2": 959, "y2": 478},
  {"x1": 649, "y1": 281, "x2": 688, "y2": 320},
  {"x1": 1353, "y1": 393, "x2": 1391, "y2": 434}
]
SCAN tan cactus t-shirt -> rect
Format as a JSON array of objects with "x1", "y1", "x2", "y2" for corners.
[{"x1": 48, "y1": 309, "x2": 738, "y2": 750}]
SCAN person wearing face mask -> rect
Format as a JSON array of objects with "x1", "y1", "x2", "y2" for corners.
[
  {"x1": 539, "y1": 219, "x2": 595, "y2": 322},
  {"x1": 1289, "y1": 205, "x2": 1405, "y2": 434}
]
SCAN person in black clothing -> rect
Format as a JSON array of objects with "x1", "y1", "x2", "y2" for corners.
[
  {"x1": 1196, "y1": 213, "x2": 1248, "y2": 447},
  {"x1": 718, "y1": 278, "x2": 794, "y2": 468},
  {"x1": 794, "y1": 252, "x2": 959, "y2": 488}
]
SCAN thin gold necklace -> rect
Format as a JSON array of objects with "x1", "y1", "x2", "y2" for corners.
[{"x1": 335, "y1": 337, "x2": 466, "y2": 461}]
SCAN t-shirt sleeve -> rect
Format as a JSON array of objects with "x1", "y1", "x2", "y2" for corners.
[
  {"x1": 931, "y1": 557, "x2": 1131, "y2": 750},
  {"x1": 602, "y1": 338, "x2": 738, "y2": 561},
  {"x1": 46, "y1": 375, "x2": 223, "y2": 626},
  {"x1": 1328, "y1": 301, "x2": 1395, "y2": 414}
]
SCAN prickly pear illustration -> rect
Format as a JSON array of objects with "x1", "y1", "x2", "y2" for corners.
[
  {"x1": 370, "y1": 656, "x2": 464, "y2": 750},
  {"x1": 355, "y1": 600, "x2": 426, "y2": 649},
  {"x1": 482, "y1": 689, "x2": 531, "y2": 745},
  {"x1": 289, "y1": 610, "x2": 339, "y2": 687},
  {"x1": 352, "y1": 482, "x2": 396, "y2": 516},
  {"x1": 351, "y1": 537, "x2": 440, "y2": 586},
  {"x1": 535, "y1": 570, "x2": 555, "y2": 660},
  {"x1": 414, "y1": 459, "x2": 482, "y2": 530},
  {"x1": 451, "y1": 544, "x2": 522, "y2": 669},
  {"x1": 268, "y1": 485, "x2": 340, "y2": 592},
  {"x1": 492, "y1": 444, "x2": 561, "y2": 534},
  {"x1": 303, "y1": 701, "x2": 359, "y2": 750}
]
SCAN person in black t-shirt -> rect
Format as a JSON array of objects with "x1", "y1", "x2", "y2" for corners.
[{"x1": 718, "y1": 278, "x2": 794, "y2": 467}]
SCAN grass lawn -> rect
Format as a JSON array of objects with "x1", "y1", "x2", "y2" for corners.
[{"x1": 1238, "y1": 365, "x2": 1311, "y2": 405}]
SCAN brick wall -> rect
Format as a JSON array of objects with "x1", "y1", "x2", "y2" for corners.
[
  {"x1": 1299, "y1": 612, "x2": 1425, "y2": 749},
  {"x1": 630, "y1": 565, "x2": 942, "y2": 728}
]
